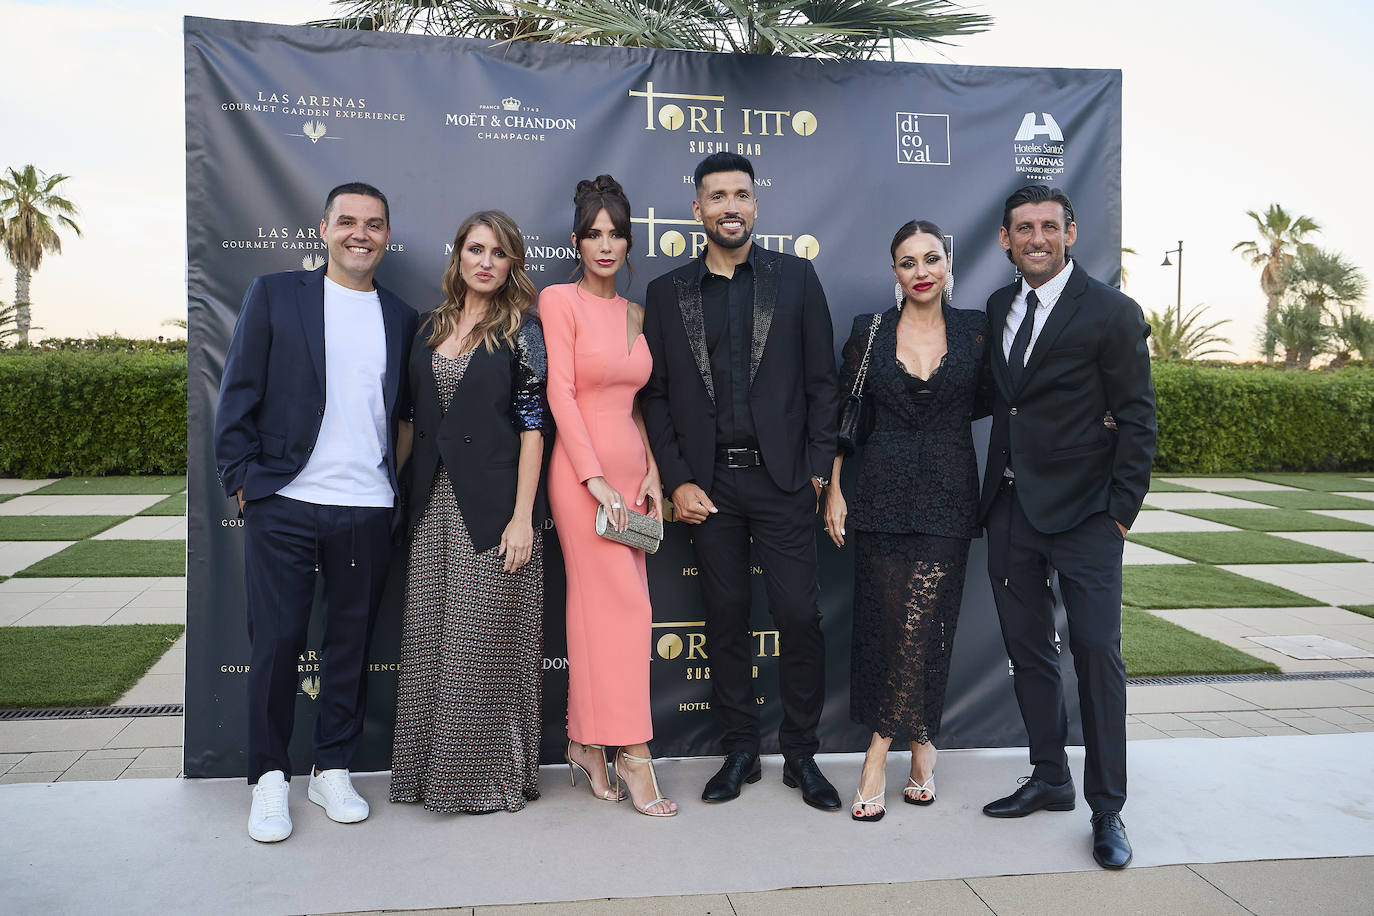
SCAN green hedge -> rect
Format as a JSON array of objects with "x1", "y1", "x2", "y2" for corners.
[
  {"x1": 1153, "y1": 362, "x2": 1374, "y2": 472},
  {"x1": 0, "y1": 349, "x2": 186, "y2": 476}
]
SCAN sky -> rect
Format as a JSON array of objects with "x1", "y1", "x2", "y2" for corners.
[{"x1": 3, "y1": 0, "x2": 1372, "y2": 357}]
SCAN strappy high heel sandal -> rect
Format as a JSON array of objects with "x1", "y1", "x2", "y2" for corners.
[
  {"x1": 904, "y1": 775, "x2": 936, "y2": 806},
  {"x1": 851, "y1": 788, "x2": 886, "y2": 822},
  {"x1": 613, "y1": 749, "x2": 677, "y2": 817},
  {"x1": 566, "y1": 740, "x2": 623, "y2": 802}
]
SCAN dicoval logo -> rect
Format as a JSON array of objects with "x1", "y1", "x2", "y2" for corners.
[{"x1": 894, "y1": 112, "x2": 951, "y2": 166}]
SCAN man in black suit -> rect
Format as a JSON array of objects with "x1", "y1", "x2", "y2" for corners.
[
  {"x1": 978, "y1": 185, "x2": 1155, "y2": 869},
  {"x1": 215, "y1": 182, "x2": 417, "y2": 843},
  {"x1": 641, "y1": 153, "x2": 840, "y2": 811}
]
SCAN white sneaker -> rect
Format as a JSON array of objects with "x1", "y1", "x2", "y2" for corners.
[
  {"x1": 248, "y1": 770, "x2": 292, "y2": 843},
  {"x1": 307, "y1": 768, "x2": 370, "y2": 823}
]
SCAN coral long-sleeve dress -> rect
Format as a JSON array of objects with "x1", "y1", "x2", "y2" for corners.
[{"x1": 541, "y1": 283, "x2": 655, "y2": 746}]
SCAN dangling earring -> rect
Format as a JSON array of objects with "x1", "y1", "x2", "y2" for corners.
[
  {"x1": 944, "y1": 271, "x2": 954, "y2": 303},
  {"x1": 894, "y1": 281, "x2": 903, "y2": 307}
]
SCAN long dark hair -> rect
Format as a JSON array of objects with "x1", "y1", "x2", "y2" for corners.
[{"x1": 570, "y1": 174, "x2": 633, "y2": 280}]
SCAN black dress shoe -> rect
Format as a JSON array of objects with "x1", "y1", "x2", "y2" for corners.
[
  {"x1": 1091, "y1": 812, "x2": 1133, "y2": 869},
  {"x1": 782, "y1": 756, "x2": 842, "y2": 811},
  {"x1": 982, "y1": 776, "x2": 1076, "y2": 818},
  {"x1": 701, "y1": 751, "x2": 761, "y2": 802}
]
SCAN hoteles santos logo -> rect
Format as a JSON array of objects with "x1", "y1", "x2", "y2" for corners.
[
  {"x1": 1013, "y1": 112, "x2": 1066, "y2": 181},
  {"x1": 629, "y1": 81, "x2": 817, "y2": 157},
  {"x1": 632, "y1": 206, "x2": 820, "y2": 261},
  {"x1": 894, "y1": 112, "x2": 951, "y2": 166}
]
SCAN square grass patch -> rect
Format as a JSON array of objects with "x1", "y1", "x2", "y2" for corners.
[
  {"x1": 1175, "y1": 508, "x2": 1373, "y2": 532},
  {"x1": 0, "y1": 493, "x2": 14, "y2": 504},
  {"x1": 1343, "y1": 605, "x2": 1374, "y2": 620},
  {"x1": 1123, "y1": 564, "x2": 1317, "y2": 609},
  {"x1": 1221, "y1": 490, "x2": 1374, "y2": 510},
  {"x1": 138, "y1": 494, "x2": 187, "y2": 517},
  {"x1": 1248, "y1": 473, "x2": 1374, "y2": 492},
  {"x1": 1129, "y1": 531, "x2": 1359, "y2": 564},
  {"x1": 0, "y1": 516, "x2": 127, "y2": 541},
  {"x1": 0, "y1": 624, "x2": 184, "y2": 708},
  {"x1": 16, "y1": 540, "x2": 186, "y2": 578},
  {"x1": 33, "y1": 476, "x2": 188, "y2": 495},
  {"x1": 1146, "y1": 480, "x2": 1199, "y2": 493},
  {"x1": 1122, "y1": 608, "x2": 1279, "y2": 677}
]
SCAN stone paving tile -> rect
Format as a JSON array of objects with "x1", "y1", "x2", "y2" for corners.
[
  {"x1": 730, "y1": 882, "x2": 989, "y2": 915},
  {"x1": 968, "y1": 865, "x2": 1251, "y2": 916},
  {"x1": 1246, "y1": 634, "x2": 1373, "y2": 660},
  {"x1": 67, "y1": 576, "x2": 185, "y2": 591},
  {"x1": 0, "y1": 541, "x2": 73, "y2": 576},
  {"x1": 1126, "y1": 721, "x2": 1169, "y2": 740},
  {"x1": 1224, "y1": 710, "x2": 1286, "y2": 727},
  {"x1": 131, "y1": 746, "x2": 183, "y2": 768},
  {"x1": 146, "y1": 636, "x2": 186, "y2": 674},
  {"x1": 1314, "y1": 509, "x2": 1374, "y2": 525},
  {"x1": 0, "y1": 494, "x2": 160, "y2": 516},
  {"x1": 1143, "y1": 493, "x2": 1271, "y2": 511},
  {"x1": 0, "y1": 591, "x2": 49, "y2": 626},
  {"x1": 0, "y1": 717, "x2": 131, "y2": 753},
  {"x1": 1196, "y1": 720, "x2": 1261, "y2": 738},
  {"x1": 104, "y1": 716, "x2": 183, "y2": 749},
  {"x1": 1178, "y1": 712, "x2": 1231, "y2": 721},
  {"x1": 92, "y1": 516, "x2": 188, "y2": 540},
  {"x1": 1123, "y1": 541, "x2": 1192, "y2": 564},
  {"x1": 1335, "y1": 491, "x2": 1374, "y2": 503},
  {"x1": 118, "y1": 766, "x2": 183, "y2": 780},
  {"x1": 122, "y1": 588, "x2": 188, "y2": 609},
  {"x1": 1158, "y1": 477, "x2": 1298, "y2": 492},
  {"x1": 1144, "y1": 608, "x2": 1363, "y2": 674},
  {"x1": 1215, "y1": 679, "x2": 1374, "y2": 708},
  {"x1": 1132, "y1": 712, "x2": 1193, "y2": 730},
  {"x1": 0, "y1": 577, "x2": 82, "y2": 593},
  {"x1": 1273, "y1": 531, "x2": 1374, "y2": 562},
  {"x1": 105, "y1": 605, "x2": 185, "y2": 626},
  {"x1": 1194, "y1": 857, "x2": 1374, "y2": 916},
  {"x1": 1254, "y1": 725, "x2": 1304, "y2": 736},
  {"x1": 117, "y1": 673, "x2": 185, "y2": 705},
  {"x1": 80, "y1": 748, "x2": 140, "y2": 760},
  {"x1": 27, "y1": 589, "x2": 139, "y2": 610},
  {"x1": 1307, "y1": 707, "x2": 1372, "y2": 725},
  {"x1": 1217, "y1": 563, "x2": 1374, "y2": 606},
  {"x1": 1287, "y1": 718, "x2": 1352, "y2": 735},
  {"x1": 1161, "y1": 727, "x2": 1217, "y2": 739},
  {"x1": 0, "y1": 771, "x2": 60, "y2": 784},
  {"x1": 11, "y1": 750, "x2": 82, "y2": 773},
  {"x1": 12, "y1": 606, "x2": 113, "y2": 627},
  {"x1": 0, "y1": 479, "x2": 56, "y2": 495},
  {"x1": 56, "y1": 756, "x2": 132, "y2": 781},
  {"x1": 1128, "y1": 684, "x2": 1259, "y2": 714},
  {"x1": 1126, "y1": 511, "x2": 1239, "y2": 533}
]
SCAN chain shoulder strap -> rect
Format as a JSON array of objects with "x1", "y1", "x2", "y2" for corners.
[{"x1": 850, "y1": 313, "x2": 882, "y2": 397}]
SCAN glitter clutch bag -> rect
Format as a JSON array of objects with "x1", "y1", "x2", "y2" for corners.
[{"x1": 595, "y1": 504, "x2": 664, "y2": 554}]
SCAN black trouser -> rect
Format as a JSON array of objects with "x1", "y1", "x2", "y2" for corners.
[
  {"x1": 986, "y1": 478, "x2": 1127, "y2": 814},
  {"x1": 692, "y1": 463, "x2": 825, "y2": 758},
  {"x1": 242, "y1": 494, "x2": 392, "y2": 784}
]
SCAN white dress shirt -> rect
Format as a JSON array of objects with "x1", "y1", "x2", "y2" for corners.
[{"x1": 1002, "y1": 259, "x2": 1075, "y2": 368}]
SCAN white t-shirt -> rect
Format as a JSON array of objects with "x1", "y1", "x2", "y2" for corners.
[{"x1": 278, "y1": 276, "x2": 393, "y2": 507}]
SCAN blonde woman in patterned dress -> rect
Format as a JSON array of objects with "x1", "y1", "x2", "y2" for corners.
[{"x1": 390, "y1": 210, "x2": 548, "y2": 814}]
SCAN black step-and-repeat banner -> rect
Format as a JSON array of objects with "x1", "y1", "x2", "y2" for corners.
[{"x1": 184, "y1": 16, "x2": 1120, "y2": 777}]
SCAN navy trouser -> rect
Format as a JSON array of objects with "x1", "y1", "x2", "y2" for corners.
[
  {"x1": 242, "y1": 494, "x2": 392, "y2": 784},
  {"x1": 986, "y1": 478, "x2": 1127, "y2": 814},
  {"x1": 692, "y1": 463, "x2": 825, "y2": 758}
]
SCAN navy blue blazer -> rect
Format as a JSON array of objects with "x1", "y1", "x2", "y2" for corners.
[{"x1": 214, "y1": 266, "x2": 418, "y2": 523}]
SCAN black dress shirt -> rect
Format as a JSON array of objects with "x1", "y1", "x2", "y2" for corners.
[{"x1": 699, "y1": 248, "x2": 758, "y2": 448}]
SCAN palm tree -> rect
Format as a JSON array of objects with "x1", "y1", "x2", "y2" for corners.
[
  {"x1": 0, "y1": 165, "x2": 81, "y2": 347},
  {"x1": 0, "y1": 300, "x2": 18, "y2": 347},
  {"x1": 312, "y1": 0, "x2": 993, "y2": 58},
  {"x1": 1118, "y1": 246, "x2": 1136, "y2": 290},
  {"x1": 1327, "y1": 305, "x2": 1374, "y2": 368},
  {"x1": 1145, "y1": 302, "x2": 1232, "y2": 361},
  {"x1": 1276, "y1": 247, "x2": 1366, "y2": 369},
  {"x1": 1264, "y1": 301, "x2": 1330, "y2": 370},
  {"x1": 1232, "y1": 203, "x2": 1319, "y2": 337}
]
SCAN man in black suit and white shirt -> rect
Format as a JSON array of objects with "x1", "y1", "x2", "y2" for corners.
[
  {"x1": 641, "y1": 153, "x2": 841, "y2": 811},
  {"x1": 978, "y1": 185, "x2": 1156, "y2": 869}
]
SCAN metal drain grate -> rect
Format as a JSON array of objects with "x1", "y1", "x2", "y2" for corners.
[
  {"x1": 1127, "y1": 671, "x2": 1374, "y2": 686},
  {"x1": 0, "y1": 703, "x2": 184, "y2": 721}
]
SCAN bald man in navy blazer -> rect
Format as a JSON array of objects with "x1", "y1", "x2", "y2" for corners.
[{"x1": 215, "y1": 181, "x2": 417, "y2": 843}]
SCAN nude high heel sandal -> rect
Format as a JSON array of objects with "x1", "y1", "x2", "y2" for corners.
[
  {"x1": 613, "y1": 749, "x2": 677, "y2": 817},
  {"x1": 566, "y1": 740, "x2": 623, "y2": 801}
]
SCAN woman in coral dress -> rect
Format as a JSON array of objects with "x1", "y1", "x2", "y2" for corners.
[{"x1": 542, "y1": 175, "x2": 676, "y2": 817}]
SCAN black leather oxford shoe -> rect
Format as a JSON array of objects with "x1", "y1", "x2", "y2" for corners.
[
  {"x1": 701, "y1": 751, "x2": 761, "y2": 802},
  {"x1": 982, "y1": 776, "x2": 1077, "y2": 817},
  {"x1": 1091, "y1": 811, "x2": 1133, "y2": 869},
  {"x1": 782, "y1": 755, "x2": 841, "y2": 811}
]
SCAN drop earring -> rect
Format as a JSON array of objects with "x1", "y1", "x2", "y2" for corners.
[
  {"x1": 944, "y1": 272, "x2": 954, "y2": 302},
  {"x1": 894, "y1": 281, "x2": 903, "y2": 306}
]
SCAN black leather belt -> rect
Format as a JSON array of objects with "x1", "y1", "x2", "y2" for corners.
[{"x1": 716, "y1": 447, "x2": 763, "y2": 468}]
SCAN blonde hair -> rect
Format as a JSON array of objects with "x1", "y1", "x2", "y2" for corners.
[{"x1": 424, "y1": 210, "x2": 536, "y2": 352}]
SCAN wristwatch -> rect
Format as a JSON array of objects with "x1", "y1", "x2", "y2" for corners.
[{"x1": 812, "y1": 475, "x2": 830, "y2": 489}]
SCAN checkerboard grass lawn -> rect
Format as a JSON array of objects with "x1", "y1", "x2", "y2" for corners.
[
  {"x1": 0, "y1": 625, "x2": 184, "y2": 708},
  {"x1": 138, "y1": 494, "x2": 187, "y2": 516},
  {"x1": 1122, "y1": 564, "x2": 1317, "y2": 609},
  {"x1": 0, "y1": 516, "x2": 127, "y2": 541},
  {"x1": 1122, "y1": 608, "x2": 1278, "y2": 677},
  {"x1": 33, "y1": 476, "x2": 187, "y2": 495},
  {"x1": 1145, "y1": 480, "x2": 1200, "y2": 493},
  {"x1": 1176, "y1": 508, "x2": 1373, "y2": 532},
  {"x1": 1129, "y1": 531, "x2": 1359, "y2": 565},
  {"x1": 16, "y1": 540, "x2": 185, "y2": 578},
  {"x1": 1219, "y1": 490, "x2": 1374, "y2": 510},
  {"x1": 1249, "y1": 473, "x2": 1374, "y2": 492},
  {"x1": 1344, "y1": 605, "x2": 1374, "y2": 620},
  {"x1": 0, "y1": 494, "x2": 14, "y2": 504}
]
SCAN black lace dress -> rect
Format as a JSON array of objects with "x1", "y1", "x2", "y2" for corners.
[{"x1": 840, "y1": 304, "x2": 992, "y2": 744}]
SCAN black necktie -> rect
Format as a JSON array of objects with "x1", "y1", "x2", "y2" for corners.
[{"x1": 1008, "y1": 289, "x2": 1039, "y2": 387}]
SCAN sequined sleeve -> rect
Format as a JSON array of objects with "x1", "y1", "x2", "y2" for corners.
[{"x1": 511, "y1": 316, "x2": 548, "y2": 432}]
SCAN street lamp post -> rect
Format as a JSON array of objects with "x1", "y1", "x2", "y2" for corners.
[{"x1": 1160, "y1": 240, "x2": 1183, "y2": 313}]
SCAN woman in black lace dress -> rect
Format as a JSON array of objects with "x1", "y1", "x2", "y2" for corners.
[{"x1": 823, "y1": 220, "x2": 991, "y2": 821}]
